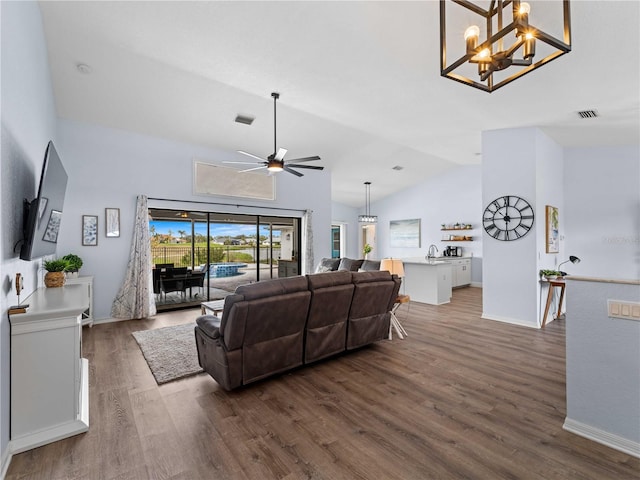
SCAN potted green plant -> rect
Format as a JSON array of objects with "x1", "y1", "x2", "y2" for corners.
[
  {"x1": 62, "y1": 253, "x2": 83, "y2": 278},
  {"x1": 43, "y1": 258, "x2": 70, "y2": 287},
  {"x1": 363, "y1": 243, "x2": 372, "y2": 259},
  {"x1": 540, "y1": 269, "x2": 562, "y2": 280}
]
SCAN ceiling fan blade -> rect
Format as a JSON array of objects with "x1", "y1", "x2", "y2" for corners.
[
  {"x1": 283, "y1": 166, "x2": 304, "y2": 177},
  {"x1": 223, "y1": 161, "x2": 266, "y2": 165},
  {"x1": 287, "y1": 164, "x2": 324, "y2": 170},
  {"x1": 286, "y1": 155, "x2": 321, "y2": 163},
  {"x1": 274, "y1": 148, "x2": 288, "y2": 161},
  {"x1": 237, "y1": 150, "x2": 266, "y2": 162},
  {"x1": 240, "y1": 166, "x2": 268, "y2": 173}
]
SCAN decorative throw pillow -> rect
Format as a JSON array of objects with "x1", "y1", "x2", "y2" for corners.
[
  {"x1": 360, "y1": 259, "x2": 381, "y2": 271},
  {"x1": 315, "y1": 258, "x2": 340, "y2": 273},
  {"x1": 338, "y1": 258, "x2": 364, "y2": 271}
]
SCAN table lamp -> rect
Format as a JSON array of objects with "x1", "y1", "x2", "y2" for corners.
[
  {"x1": 380, "y1": 258, "x2": 405, "y2": 277},
  {"x1": 558, "y1": 255, "x2": 581, "y2": 276}
]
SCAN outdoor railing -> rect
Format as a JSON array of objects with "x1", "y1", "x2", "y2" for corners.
[{"x1": 151, "y1": 245, "x2": 281, "y2": 268}]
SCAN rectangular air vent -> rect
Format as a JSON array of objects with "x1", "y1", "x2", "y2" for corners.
[
  {"x1": 392, "y1": 165, "x2": 404, "y2": 171},
  {"x1": 577, "y1": 110, "x2": 598, "y2": 119},
  {"x1": 235, "y1": 115, "x2": 255, "y2": 125}
]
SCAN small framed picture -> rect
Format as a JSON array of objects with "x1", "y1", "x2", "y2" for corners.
[
  {"x1": 545, "y1": 205, "x2": 559, "y2": 253},
  {"x1": 105, "y1": 207, "x2": 120, "y2": 238},
  {"x1": 82, "y1": 215, "x2": 98, "y2": 246},
  {"x1": 42, "y1": 209, "x2": 62, "y2": 243}
]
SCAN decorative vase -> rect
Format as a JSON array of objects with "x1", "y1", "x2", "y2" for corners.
[{"x1": 44, "y1": 271, "x2": 65, "y2": 288}]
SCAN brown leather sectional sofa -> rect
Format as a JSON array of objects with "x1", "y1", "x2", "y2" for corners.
[{"x1": 194, "y1": 270, "x2": 401, "y2": 390}]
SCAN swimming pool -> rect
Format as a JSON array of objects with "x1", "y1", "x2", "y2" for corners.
[{"x1": 201, "y1": 262, "x2": 248, "y2": 278}]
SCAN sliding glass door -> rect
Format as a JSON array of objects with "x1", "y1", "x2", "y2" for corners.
[{"x1": 149, "y1": 208, "x2": 300, "y2": 311}]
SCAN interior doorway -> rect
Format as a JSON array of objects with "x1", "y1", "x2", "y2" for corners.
[
  {"x1": 331, "y1": 223, "x2": 346, "y2": 258},
  {"x1": 361, "y1": 223, "x2": 376, "y2": 259}
]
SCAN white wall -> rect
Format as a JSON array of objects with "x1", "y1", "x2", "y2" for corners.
[
  {"x1": 482, "y1": 127, "x2": 564, "y2": 327},
  {"x1": 0, "y1": 1, "x2": 59, "y2": 468},
  {"x1": 565, "y1": 279, "x2": 640, "y2": 455},
  {"x1": 331, "y1": 201, "x2": 359, "y2": 259},
  {"x1": 56, "y1": 119, "x2": 332, "y2": 320},
  {"x1": 371, "y1": 165, "x2": 483, "y2": 262},
  {"x1": 564, "y1": 146, "x2": 640, "y2": 280}
]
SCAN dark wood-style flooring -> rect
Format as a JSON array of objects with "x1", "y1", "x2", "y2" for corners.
[{"x1": 7, "y1": 287, "x2": 639, "y2": 479}]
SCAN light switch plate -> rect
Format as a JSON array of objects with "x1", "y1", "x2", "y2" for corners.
[{"x1": 608, "y1": 300, "x2": 640, "y2": 322}]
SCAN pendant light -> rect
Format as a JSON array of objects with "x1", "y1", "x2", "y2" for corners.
[{"x1": 358, "y1": 182, "x2": 377, "y2": 223}]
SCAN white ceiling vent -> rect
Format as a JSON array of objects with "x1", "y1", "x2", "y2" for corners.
[
  {"x1": 577, "y1": 110, "x2": 598, "y2": 119},
  {"x1": 392, "y1": 165, "x2": 404, "y2": 171}
]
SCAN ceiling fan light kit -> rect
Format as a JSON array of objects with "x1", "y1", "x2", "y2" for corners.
[
  {"x1": 224, "y1": 92, "x2": 323, "y2": 177},
  {"x1": 440, "y1": 0, "x2": 572, "y2": 93}
]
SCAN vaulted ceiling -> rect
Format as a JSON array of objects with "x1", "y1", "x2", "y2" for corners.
[{"x1": 39, "y1": 1, "x2": 639, "y2": 207}]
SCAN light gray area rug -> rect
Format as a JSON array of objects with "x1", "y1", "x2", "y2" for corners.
[{"x1": 132, "y1": 323, "x2": 203, "y2": 384}]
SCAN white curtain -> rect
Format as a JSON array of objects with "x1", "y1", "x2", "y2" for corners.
[
  {"x1": 302, "y1": 209, "x2": 314, "y2": 275},
  {"x1": 111, "y1": 195, "x2": 156, "y2": 320}
]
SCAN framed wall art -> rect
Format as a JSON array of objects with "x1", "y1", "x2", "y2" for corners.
[
  {"x1": 82, "y1": 215, "x2": 98, "y2": 246},
  {"x1": 390, "y1": 218, "x2": 421, "y2": 248},
  {"x1": 105, "y1": 207, "x2": 120, "y2": 238},
  {"x1": 545, "y1": 205, "x2": 559, "y2": 253}
]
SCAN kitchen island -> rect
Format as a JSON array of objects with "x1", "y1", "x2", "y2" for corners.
[{"x1": 402, "y1": 258, "x2": 453, "y2": 305}]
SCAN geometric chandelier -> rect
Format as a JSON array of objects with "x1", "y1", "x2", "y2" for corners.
[{"x1": 440, "y1": 0, "x2": 572, "y2": 93}]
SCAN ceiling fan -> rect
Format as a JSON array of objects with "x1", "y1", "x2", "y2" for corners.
[{"x1": 224, "y1": 92, "x2": 323, "y2": 177}]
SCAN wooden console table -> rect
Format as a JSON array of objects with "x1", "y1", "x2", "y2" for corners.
[{"x1": 541, "y1": 279, "x2": 566, "y2": 328}]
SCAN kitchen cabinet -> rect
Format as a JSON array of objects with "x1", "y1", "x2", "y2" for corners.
[
  {"x1": 403, "y1": 260, "x2": 452, "y2": 305},
  {"x1": 449, "y1": 258, "x2": 471, "y2": 287}
]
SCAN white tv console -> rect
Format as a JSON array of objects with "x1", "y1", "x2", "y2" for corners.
[{"x1": 8, "y1": 283, "x2": 89, "y2": 454}]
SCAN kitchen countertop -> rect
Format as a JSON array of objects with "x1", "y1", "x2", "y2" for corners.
[{"x1": 403, "y1": 256, "x2": 472, "y2": 264}]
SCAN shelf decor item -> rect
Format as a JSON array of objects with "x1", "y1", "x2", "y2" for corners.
[{"x1": 43, "y1": 258, "x2": 69, "y2": 287}]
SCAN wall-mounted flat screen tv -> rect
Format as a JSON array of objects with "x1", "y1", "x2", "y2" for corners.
[{"x1": 20, "y1": 141, "x2": 68, "y2": 261}]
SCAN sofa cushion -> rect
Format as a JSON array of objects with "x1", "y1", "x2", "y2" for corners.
[
  {"x1": 315, "y1": 257, "x2": 341, "y2": 273},
  {"x1": 235, "y1": 275, "x2": 308, "y2": 300},
  {"x1": 359, "y1": 259, "x2": 380, "y2": 271},
  {"x1": 306, "y1": 271, "x2": 355, "y2": 363},
  {"x1": 338, "y1": 258, "x2": 364, "y2": 271}
]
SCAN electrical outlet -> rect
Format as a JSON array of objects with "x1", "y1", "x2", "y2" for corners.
[{"x1": 608, "y1": 300, "x2": 640, "y2": 321}]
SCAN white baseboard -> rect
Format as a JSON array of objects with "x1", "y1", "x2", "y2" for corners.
[
  {"x1": 481, "y1": 313, "x2": 539, "y2": 329},
  {"x1": 0, "y1": 444, "x2": 12, "y2": 480},
  {"x1": 92, "y1": 316, "x2": 129, "y2": 325},
  {"x1": 563, "y1": 418, "x2": 640, "y2": 458},
  {"x1": 470, "y1": 281, "x2": 482, "y2": 288}
]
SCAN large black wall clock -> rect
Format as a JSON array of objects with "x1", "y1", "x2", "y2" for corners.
[{"x1": 483, "y1": 195, "x2": 534, "y2": 241}]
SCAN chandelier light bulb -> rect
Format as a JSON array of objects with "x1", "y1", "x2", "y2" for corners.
[
  {"x1": 519, "y1": 2, "x2": 531, "y2": 15},
  {"x1": 479, "y1": 48, "x2": 491, "y2": 59},
  {"x1": 464, "y1": 25, "x2": 480, "y2": 40}
]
